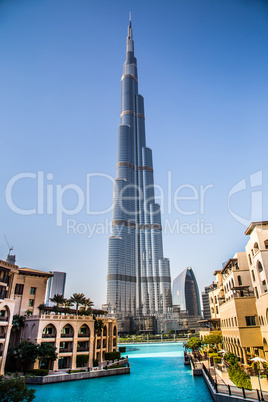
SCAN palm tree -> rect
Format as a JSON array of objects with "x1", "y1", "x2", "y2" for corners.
[
  {"x1": 10, "y1": 315, "x2": 25, "y2": 347},
  {"x1": 49, "y1": 294, "x2": 65, "y2": 308},
  {"x1": 63, "y1": 299, "x2": 74, "y2": 314},
  {"x1": 69, "y1": 293, "x2": 86, "y2": 315},
  {"x1": 81, "y1": 298, "x2": 94, "y2": 314}
]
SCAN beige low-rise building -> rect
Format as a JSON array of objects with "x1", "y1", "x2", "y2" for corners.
[
  {"x1": 22, "y1": 314, "x2": 117, "y2": 370},
  {"x1": 0, "y1": 259, "x2": 53, "y2": 373},
  {"x1": 245, "y1": 221, "x2": 268, "y2": 359}
]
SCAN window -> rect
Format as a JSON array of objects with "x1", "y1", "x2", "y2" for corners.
[
  {"x1": 238, "y1": 276, "x2": 242, "y2": 286},
  {"x1": 248, "y1": 254, "x2": 252, "y2": 265},
  {"x1": 14, "y1": 284, "x2": 24, "y2": 296},
  {"x1": 253, "y1": 242, "x2": 259, "y2": 253},
  {"x1": 28, "y1": 299, "x2": 34, "y2": 307},
  {"x1": 216, "y1": 306, "x2": 219, "y2": 314},
  {"x1": 251, "y1": 270, "x2": 256, "y2": 282},
  {"x1": 30, "y1": 287, "x2": 36, "y2": 295},
  {"x1": 257, "y1": 261, "x2": 263, "y2": 272},
  {"x1": 255, "y1": 287, "x2": 259, "y2": 298},
  {"x1": 231, "y1": 318, "x2": 234, "y2": 327},
  {"x1": 234, "y1": 317, "x2": 237, "y2": 326},
  {"x1": 245, "y1": 316, "x2": 256, "y2": 326},
  {"x1": 264, "y1": 240, "x2": 268, "y2": 249}
]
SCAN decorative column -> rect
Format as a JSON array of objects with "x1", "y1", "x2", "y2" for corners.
[{"x1": 89, "y1": 337, "x2": 94, "y2": 367}]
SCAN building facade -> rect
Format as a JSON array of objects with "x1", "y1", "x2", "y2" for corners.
[
  {"x1": 45, "y1": 271, "x2": 66, "y2": 306},
  {"x1": 107, "y1": 18, "x2": 172, "y2": 317},
  {"x1": 23, "y1": 314, "x2": 117, "y2": 370},
  {"x1": 172, "y1": 267, "x2": 201, "y2": 316},
  {"x1": 0, "y1": 259, "x2": 52, "y2": 373}
]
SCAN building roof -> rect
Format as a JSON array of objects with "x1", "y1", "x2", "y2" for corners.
[
  {"x1": 221, "y1": 258, "x2": 237, "y2": 274},
  {"x1": 245, "y1": 221, "x2": 268, "y2": 235},
  {"x1": 19, "y1": 267, "x2": 53, "y2": 277}
]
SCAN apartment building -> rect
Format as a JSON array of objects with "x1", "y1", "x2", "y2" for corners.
[
  {"x1": 0, "y1": 259, "x2": 53, "y2": 374},
  {"x1": 23, "y1": 314, "x2": 117, "y2": 370},
  {"x1": 245, "y1": 221, "x2": 268, "y2": 359}
]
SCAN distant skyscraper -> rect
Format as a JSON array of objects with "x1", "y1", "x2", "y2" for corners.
[
  {"x1": 202, "y1": 285, "x2": 212, "y2": 320},
  {"x1": 45, "y1": 271, "x2": 66, "y2": 306},
  {"x1": 172, "y1": 267, "x2": 201, "y2": 316},
  {"x1": 107, "y1": 18, "x2": 172, "y2": 317}
]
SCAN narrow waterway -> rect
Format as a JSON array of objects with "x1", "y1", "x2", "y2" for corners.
[{"x1": 29, "y1": 343, "x2": 213, "y2": 401}]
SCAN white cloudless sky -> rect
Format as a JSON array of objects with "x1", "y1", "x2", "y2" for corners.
[{"x1": 1, "y1": 0, "x2": 268, "y2": 307}]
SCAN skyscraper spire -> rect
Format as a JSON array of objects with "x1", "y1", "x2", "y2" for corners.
[{"x1": 107, "y1": 19, "x2": 172, "y2": 318}]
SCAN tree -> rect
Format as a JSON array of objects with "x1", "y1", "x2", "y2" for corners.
[
  {"x1": 37, "y1": 304, "x2": 47, "y2": 314},
  {"x1": 168, "y1": 329, "x2": 175, "y2": 338},
  {"x1": 69, "y1": 293, "x2": 86, "y2": 315},
  {"x1": 37, "y1": 343, "x2": 57, "y2": 370},
  {"x1": 12, "y1": 341, "x2": 38, "y2": 373},
  {"x1": 49, "y1": 294, "x2": 65, "y2": 308},
  {"x1": 79, "y1": 298, "x2": 94, "y2": 315},
  {"x1": 0, "y1": 374, "x2": 35, "y2": 402},
  {"x1": 11, "y1": 315, "x2": 25, "y2": 347},
  {"x1": 203, "y1": 332, "x2": 222, "y2": 351},
  {"x1": 186, "y1": 337, "x2": 201, "y2": 352},
  {"x1": 12, "y1": 315, "x2": 25, "y2": 333},
  {"x1": 94, "y1": 318, "x2": 104, "y2": 335}
]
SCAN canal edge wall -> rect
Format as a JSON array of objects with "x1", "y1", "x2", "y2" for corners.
[{"x1": 26, "y1": 367, "x2": 130, "y2": 385}]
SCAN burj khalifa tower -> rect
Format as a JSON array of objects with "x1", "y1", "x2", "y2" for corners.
[{"x1": 107, "y1": 17, "x2": 172, "y2": 318}]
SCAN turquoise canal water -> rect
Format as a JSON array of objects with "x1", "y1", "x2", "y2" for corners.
[{"x1": 29, "y1": 343, "x2": 212, "y2": 401}]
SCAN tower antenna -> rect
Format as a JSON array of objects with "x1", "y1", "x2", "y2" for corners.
[{"x1": 129, "y1": 11, "x2": 131, "y2": 24}]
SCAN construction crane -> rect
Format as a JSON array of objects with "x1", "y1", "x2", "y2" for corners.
[
  {"x1": 4, "y1": 235, "x2": 15, "y2": 264},
  {"x1": 4, "y1": 235, "x2": 13, "y2": 255}
]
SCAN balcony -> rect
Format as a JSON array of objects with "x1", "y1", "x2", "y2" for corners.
[
  {"x1": 78, "y1": 332, "x2": 89, "y2": 338},
  {"x1": 60, "y1": 333, "x2": 73, "y2": 338},
  {"x1": 77, "y1": 347, "x2": 88, "y2": 352},
  {"x1": 42, "y1": 333, "x2": 56, "y2": 338},
  {"x1": 59, "y1": 348, "x2": 73, "y2": 353}
]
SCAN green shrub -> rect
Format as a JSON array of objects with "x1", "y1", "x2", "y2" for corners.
[
  {"x1": 228, "y1": 365, "x2": 252, "y2": 389},
  {"x1": 107, "y1": 364, "x2": 125, "y2": 370},
  {"x1": 105, "y1": 351, "x2": 121, "y2": 361},
  {"x1": 76, "y1": 354, "x2": 89, "y2": 367},
  {"x1": 26, "y1": 369, "x2": 49, "y2": 376},
  {"x1": 225, "y1": 352, "x2": 238, "y2": 366},
  {"x1": 213, "y1": 357, "x2": 222, "y2": 364},
  {"x1": 93, "y1": 359, "x2": 99, "y2": 367},
  {"x1": 208, "y1": 353, "x2": 219, "y2": 358}
]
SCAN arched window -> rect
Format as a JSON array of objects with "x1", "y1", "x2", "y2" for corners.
[
  {"x1": 264, "y1": 240, "x2": 268, "y2": 250},
  {"x1": 251, "y1": 270, "x2": 256, "y2": 282},
  {"x1": 61, "y1": 324, "x2": 74, "y2": 338},
  {"x1": 238, "y1": 276, "x2": 242, "y2": 286},
  {"x1": 248, "y1": 254, "x2": 252, "y2": 265},
  {"x1": 257, "y1": 261, "x2": 263, "y2": 273},
  {"x1": 211, "y1": 307, "x2": 214, "y2": 314},
  {"x1": 113, "y1": 326, "x2": 117, "y2": 336},
  {"x1": 42, "y1": 324, "x2": 57, "y2": 338},
  {"x1": 254, "y1": 242, "x2": 259, "y2": 254},
  {"x1": 231, "y1": 279, "x2": 234, "y2": 288},
  {"x1": 78, "y1": 324, "x2": 90, "y2": 337}
]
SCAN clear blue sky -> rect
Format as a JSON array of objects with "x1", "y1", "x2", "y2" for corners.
[{"x1": 1, "y1": 0, "x2": 268, "y2": 308}]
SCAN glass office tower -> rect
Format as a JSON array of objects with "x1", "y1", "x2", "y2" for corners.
[
  {"x1": 107, "y1": 18, "x2": 172, "y2": 317},
  {"x1": 172, "y1": 267, "x2": 201, "y2": 316}
]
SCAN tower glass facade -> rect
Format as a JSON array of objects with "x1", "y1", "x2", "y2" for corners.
[
  {"x1": 107, "y1": 19, "x2": 172, "y2": 317},
  {"x1": 172, "y1": 267, "x2": 201, "y2": 316}
]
